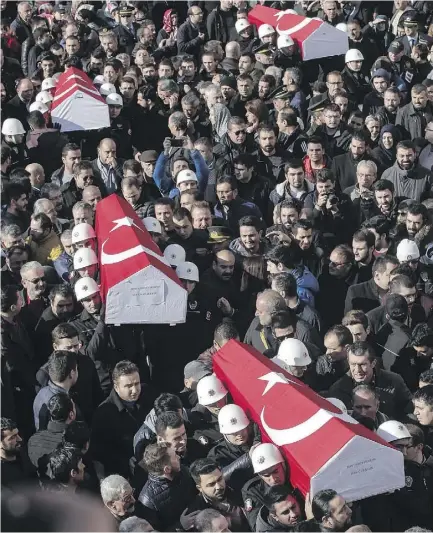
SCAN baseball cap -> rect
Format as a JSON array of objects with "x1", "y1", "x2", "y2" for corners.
[
  {"x1": 372, "y1": 68, "x2": 391, "y2": 81},
  {"x1": 184, "y1": 360, "x2": 211, "y2": 381},
  {"x1": 140, "y1": 150, "x2": 158, "y2": 163},
  {"x1": 388, "y1": 40, "x2": 404, "y2": 54}
]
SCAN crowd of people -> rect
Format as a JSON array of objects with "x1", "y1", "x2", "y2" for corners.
[{"x1": 1, "y1": 0, "x2": 433, "y2": 531}]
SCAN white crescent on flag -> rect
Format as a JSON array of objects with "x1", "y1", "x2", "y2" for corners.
[
  {"x1": 274, "y1": 11, "x2": 313, "y2": 35},
  {"x1": 259, "y1": 371, "x2": 358, "y2": 445}
]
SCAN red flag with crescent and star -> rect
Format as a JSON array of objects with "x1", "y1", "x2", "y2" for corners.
[
  {"x1": 213, "y1": 340, "x2": 405, "y2": 501},
  {"x1": 94, "y1": 194, "x2": 187, "y2": 324}
]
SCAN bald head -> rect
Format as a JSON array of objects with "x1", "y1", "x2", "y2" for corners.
[
  {"x1": 17, "y1": 78, "x2": 34, "y2": 102},
  {"x1": 26, "y1": 163, "x2": 45, "y2": 188},
  {"x1": 256, "y1": 289, "x2": 287, "y2": 326},
  {"x1": 98, "y1": 138, "x2": 117, "y2": 165},
  {"x1": 213, "y1": 249, "x2": 235, "y2": 280},
  {"x1": 82, "y1": 185, "x2": 102, "y2": 211},
  {"x1": 225, "y1": 41, "x2": 241, "y2": 60}
]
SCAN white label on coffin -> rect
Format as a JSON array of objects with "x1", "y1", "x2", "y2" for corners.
[{"x1": 130, "y1": 281, "x2": 164, "y2": 305}]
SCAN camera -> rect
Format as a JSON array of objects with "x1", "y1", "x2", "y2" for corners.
[{"x1": 328, "y1": 194, "x2": 339, "y2": 206}]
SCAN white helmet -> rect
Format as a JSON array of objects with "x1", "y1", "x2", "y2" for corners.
[
  {"x1": 41, "y1": 77, "x2": 57, "y2": 91},
  {"x1": 345, "y1": 49, "x2": 364, "y2": 63},
  {"x1": 71, "y1": 223, "x2": 96, "y2": 244},
  {"x1": 218, "y1": 404, "x2": 250, "y2": 434},
  {"x1": 277, "y1": 35, "x2": 294, "y2": 49},
  {"x1": 197, "y1": 374, "x2": 228, "y2": 406},
  {"x1": 327, "y1": 397, "x2": 348, "y2": 414},
  {"x1": 164, "y1": 244, "x2": 186, "y2": 267},
  {"x1": 397, "y1": 239, "x2": 420, "y2": 263},
  {"x1": 99, "y1": 83, "x2": 117, "y2": 96},
  {"x1": 176, "y1": 169, "x2": 197, "y2": 185},
  {"x1": 336, "y1": 22, "x2": 348, "y2": 32},
  {"x1": 143, "y1": 217, "x2": 162, "y2": 234},
  {"x1": 73, "y1": 247, "x2": 98, "y2": 270},
  {"x1": 36, "y1": 90, "x2": 54, "y2": 104},
  {"x1": 176, "y1": 261, "x2": 199, "y2": 282},
  {"x1": 276, "y1": 338, "x2": 311, "y2": 368},
  {"x1": 235, "y1": 19, "x2": 251, "y2": 33},
  {"x1": 93, "y1": 75, "x2": 105, "y2": 86},
  {"x1": 376, "y1": 420, "x2": 411, "y2": 443},
  {"x1": 29, "y1": 101, "x2": 49, "y2": 114},
  {"x1": 75, "y1": 276, "x2": 99, "y2": 301},
  {"x1": 258, "y1": 24, "x2": 275, "y2": 39},
  {"x1": 106, "y1": 93, "x2": 123, "y2": 106},
  {"x1": 251, "y1": 443, "x2": 284, "y2": 474},
  {"x1": 1, "y1": 118, "x2": 26, "y2": 136}
]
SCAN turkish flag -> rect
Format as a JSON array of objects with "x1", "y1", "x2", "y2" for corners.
[{"x1": 213, "y1": 340, "x2": 405, "y2": 501}]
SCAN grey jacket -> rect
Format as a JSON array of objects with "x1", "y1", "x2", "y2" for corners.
[{"x1": 381, "y1": 162, "x2": 432, "y2": 202}]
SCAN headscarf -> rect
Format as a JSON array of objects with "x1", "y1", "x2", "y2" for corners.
[
  {"x1": 212, "y1": 103, "x2": 231, "y2": 142},
  {"x1": 162, "y1": 9, "x2": 176, "y2": 34},
  {"x1": 378, "y1": 124, "x2": 400, "y2": 164}
]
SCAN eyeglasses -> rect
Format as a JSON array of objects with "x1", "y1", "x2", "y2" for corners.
[
  {"x1": 24, "y1": 277, "x2": 45, "y2": 284},
  {"x1": 274, "y1": 332, "x2": 294, "y2": 341},
  {"x1": 232, "y1": 130, "x2": 246, "y2": 135},
  {"x1": 329, "y1": 260, "x2": 350, "y2": 268}
]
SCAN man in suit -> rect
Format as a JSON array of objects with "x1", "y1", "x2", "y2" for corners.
[
  {"x1": 4, "y1": 78, "x2": 34, "y2": 130},
  {"x1": 397, "y1": 11, "x2": 433, "y2": 56}
]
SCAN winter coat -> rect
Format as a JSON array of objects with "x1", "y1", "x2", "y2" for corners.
[
  {"x1": 344, "y1": 278, "x2": 384, "y2": 315},
  {"x1": 396, "y1": 101, "x2": 433, "y2": 140},
  {"x1": 269, "y1": 180, "x2": 314, "y2": 209},
  {"x1": 381, "y1": 162, "x2": 433, "y2": 202},
  {"x1": 177, "y1": 19, "x2": 203, "y2": 59},
  {"x1": 138, "y1": 467, "x2": 197, "y2": 531},
  {"x1": 214, "y1": 197, "x2": 263, "y2": 236},
  {"x1": 331, "y1": 152, "x2": 374, "y2": 192}
]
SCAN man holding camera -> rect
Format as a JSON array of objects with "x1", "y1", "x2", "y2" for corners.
[{"x1": 304, "y1": 169, "x2": 353, "y2": 246}]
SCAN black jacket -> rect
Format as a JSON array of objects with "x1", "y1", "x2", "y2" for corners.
[
  {"x1": 177, "y1": 19, "x2": 204, "y2": 59},
  {"x1": 27, "y1": 420, "x2": 68, "y2": 475},
  {"x1": 329, "y1": 367, "x2": 413, "y2": 419},
  {"x1": 4, "y1": 95, "x2": 30, "y2": 130},
  {"x1": 341, "y1": 66, "x2": 371, "y2": 106},
  {"x1": 207, "y1": 5, "x2": 238, "y2": 42},
  {"x1": 331, "y1": 152, "x2": 373, "y2": 192},
  {"x1": 256, "y1": 505, "x2": 292, "y2": 532},
  {"x1": 90, "y1": 387, "x2": 156, "y2": 479},
  {"x1": 344, "y1": 278, "x2": 384, "y2": 315},
  {"x1": 138, "y1": 467, "x2": 197, "y2": 531},
  {"x1": 242, "y1": 476, "x2": 288, "y2": 531}
]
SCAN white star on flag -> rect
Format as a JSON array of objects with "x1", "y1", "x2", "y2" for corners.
[
  {"x1": 258, "y1": 371, "x2": 303, "y2": 396},
  {"x1": 110, "y1": 217, "x2": 144, "y2": 233}
]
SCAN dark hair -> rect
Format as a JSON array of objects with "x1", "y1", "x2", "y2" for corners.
[
  {"x1": 325, "y1": 324, "x2": 353, "y2": 346},
  {"x1": 154, "y1": 197, "x2": 174, "y2": 209},
  {"x1": 407, "y1": 202, "x2": 428, "y2": 222},
  {"x1": 1, "y1": 144, "x2": 12, "y2": 164},
  {"x1": 293, "y1": 219, "x2": 313, "y2": 234},
  {"x1": 4, "y1": 182, "x2": 27, "y2": 206},
  {"x1": 351, "y1": 131, "x2": 367, "y2": 144},
  {"x1": 0, "y1": 284, "x2": 19, "y2": 312},
  {"x1": 49, "y1": 284, "x2": 74, "y2": 303},
  {"x1": 64, "y1": 55, "x2": 83, "y2": 70},
  {"x1": 389, "y1": 274, "x2": 415, "y2": 293},
  {"x1": 312, "y1": 489, "x2": 339, "y2": 521},
  {"x1": 238, "y1": 215, "x2": 261, "y2": 231},
  {"x1": 122, "y1": 159, "x2": 141, "y2": 175},
  {"x1": 63, "y1": 421, "x2": 90, "y2": 450},
  {"x1": 396, "y1": 140, "x2": 415, "y2": 152},
  {"x1": 307, "y1": 136, "x2": 324, "y2": 148},
  {"x1": 270, "y1": 272, "x2": 297, "y2": 298},
  {"x1": 316, "y1": 168, "x2": 335, "y2": 184},
  {"x1": 372, "y1": 254, "x2": 399, "y2": 276},
  {"x1": 51, "y1": 323, "x2": 79, "y2": 344},
  {"x1": 342, "y1": 310, "x2": 369, "y2": 330},
  {"x1": 385, "y1": 293, "x2": 408, "y2": 321},
  {"x1": 413, "y1": 384, "x2": 433, "y2": 408},
  {"x1": 154, "y1": 393, "x2": 183, "y2": 416},
  {"x1": 173, "y1": 207, "x2": 192, "y2": 223},
  {"x1": 373, "y1": 179, "x2": 394, "y2": 194},
  {"x1": 405, "y1": 423, "x2": 425, "y2": 447},
  {"x1": 27, "y1": 110, "x2": 46, "y2": 129},
  {"x1": 31, "y1": 212, "x2": 52, "y2": 232},
  {"x1": 47, "y1": 447, "x2": 82, "y2": 484},
  {"x1": 62, "y1": 143, "x2": 80, "y2": 157},
  {"x1": 362, "y1": 216, "x2": 391, "y2": 237},
  {"x1": 112, "y1": 360, "x2": 139, "y2": 383},
  {"x1": 214, "y1": 320, "x2": 239, "y2": 345},
  {"x1": 48, "y1": 351, "x2": 78, "y2": 382},
  {"x1": 190, "y1": 458, "x2": 220, "y2": 485},
  {"x1": 353, "y1": 229, "x2": 375, "y2": 248},
  {"x1": 47, "y1": 393, "x2": 74, "y2": 422},
  {"x1": 216, "y1": 175, "x2": 237, "y2": 191},
  {"x1": 1, "y1": 418, "x2": 17, "y2": 439},
  {"x1": 278, "y1": 109, "x2": 298, "y2": 127},
  {"x1": 155, "y1": 411, "x2": 184, "y2": 437},
  {"x1": 284, "y1": 159, "x2": 303, "y2": 173},
  {"x1": 233, "y1": 153, "x2": 255, "y2": 169},
  {"x1": 265, "y1": 244, "x2": 299, "y2": 269},
  {"x1": 5, "y1": 244, "x2": 30, "y2": 260},
  {"x1": 265, "y1": 485, "x2": 298, "y2": 514},
  {"x1": 270, "y1": 309, "x2": 297, "y2": 330},
  {"x1": 348, "y1": 341, "x2": 376, "y2": 362}
]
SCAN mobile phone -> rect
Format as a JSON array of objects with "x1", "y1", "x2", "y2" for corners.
[{"x1": 171, "y1": 138, "x2": 185, "y2": 147}]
